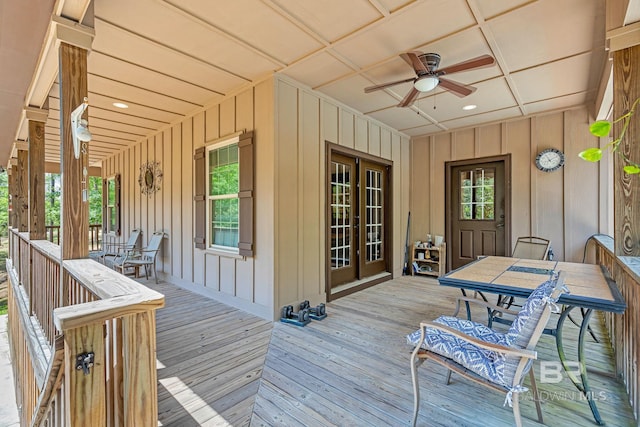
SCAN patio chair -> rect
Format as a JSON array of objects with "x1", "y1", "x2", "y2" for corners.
[
  {"x1": 512, "y1": 236, "x2": 550, "y2": 260},
  {"x1": 113, "y1": 231, "x2": 165, "y2": 283},
  {"x1": 496, "y1": 236, "x2": 552, "y2": 309},
  {"x1": 92, "y1": 228, "x2": 142, "y2": 265},
  {"x1": 408, "y1": 271, "x2": 567, "y2": 427}
]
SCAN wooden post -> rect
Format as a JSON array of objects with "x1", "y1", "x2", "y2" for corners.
[
  {"x1": 7, "y1": 167, "x2": 14, "y2": 229},
  {"x1": 59, "y1": 40, "x2": 93, "y2": 427},
  {"x1": 613, "y1": 44, "x2": 640, "y2": 256},
  {"x1": 63, "y1": 323, "x2": 106, "y2": 426},
  {"x1": 27, "y1": 108, "x2": 48, "y2": 241},
  {"x1": 16, "y1": 149, "x2": 29, "y2": 232},
  {"x1": 59, "y1": 41, "x2": 89, "y2": 260},
  {"x1": 122, "y1": 312, "x2": 159, "y2": 426}
]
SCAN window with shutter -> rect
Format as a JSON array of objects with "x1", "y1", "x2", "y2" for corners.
[
  {"x1": 104, "y1": 173, "x2": 121, "y2": 236},
  {"x1": 194, "y1": 131, "x2": 254, "y2": 256}
]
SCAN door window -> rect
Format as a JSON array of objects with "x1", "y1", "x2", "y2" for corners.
[
  {"x1": 330, "y1": 161, "x2": 352, "y2": 269},
  {"x1": 460, "y1": 168, "x2": 495, "y2": 220},
  {"x1": 365, "y1": 168, "x2": 383, "y2": 262}
]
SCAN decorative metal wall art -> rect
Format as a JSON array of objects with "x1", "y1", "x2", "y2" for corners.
[{"x1": 139, "y1": 161, "x2": 163, "y2": 195}]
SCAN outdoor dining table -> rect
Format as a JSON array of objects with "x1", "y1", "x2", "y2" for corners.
[{"x1": 439, "y1": 256, "x2": 626, "y2": 426}]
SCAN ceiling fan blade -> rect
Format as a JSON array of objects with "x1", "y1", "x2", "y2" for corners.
[
  {"x1": 437, "y1": 54, "x2": 495, "y2": 75},
  {"x1": 364, "y1": 77, "x2": 416, "y2": 93},
  {"x1": 398, "y1": 87, "x2": 420, "y2": 107},
  {"x1": 438, "y1": 78, "x2": 476, "y2": 98},
  {"x1": 400, "y1": 51, "x2": 428, "y2": 75}
]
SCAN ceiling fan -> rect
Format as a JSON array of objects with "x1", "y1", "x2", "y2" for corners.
[{"x1": 364, "y1": 51, "x2": 495, "y2": 107}]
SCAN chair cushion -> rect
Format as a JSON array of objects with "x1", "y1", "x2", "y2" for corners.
[
  {"x1": 407, "y1": 316, "x2": 511, "y2": 387},
  {"x1": 505, "y1": 276, "x2": 557, "y2": 348},
  {"x1": 407, "y1": 275, "x2": 560, "y2": 388}
]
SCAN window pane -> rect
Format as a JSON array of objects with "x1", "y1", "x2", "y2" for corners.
[
  {"x1": 365, "y1": 168, "x2": 383, "y2": 263},
  {"x1": 109, "y1": 207, "x2": 116, "y2": 233},
  {"x1": 210, "y1": 198, "x2": 239, "y2": 247},
  {"x1": 330, "y1": 161, "x2": 351, "y2": 269},
  {"x1": 209, "y1": 143, "x2": 239, "y2": 196},
  {"x1": 107, "y1": 178, "x2": 116, "y2": 205},
  {"x1": 459, "y1": 168, "x2": 495, "y2": 220}
]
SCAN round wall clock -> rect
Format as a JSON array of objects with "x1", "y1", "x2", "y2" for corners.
[{"x1": 535, "y1": 148, "x2": 565, "y2": 172}]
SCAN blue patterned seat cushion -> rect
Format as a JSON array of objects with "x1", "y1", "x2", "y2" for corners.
[
  {"x1": 407, "y1": 316, "x2": 512, "y2": 387},
  {"x1": 407, "y1": 275, "x2": 560, "y2": 388}
]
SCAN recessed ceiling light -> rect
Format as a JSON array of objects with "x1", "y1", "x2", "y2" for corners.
[
  {"x1": 462, "y1": 104, "x2": 477, "y2": 111},
  {"x1": 113, "y1": 102, "x2": 129, "y2": 109}
]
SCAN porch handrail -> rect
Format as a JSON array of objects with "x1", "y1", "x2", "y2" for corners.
[
  {"x1": 44, "y1": 224, "x2": 103, "y2": 250},
  {"x1": 7, "y1": 228, "x2": 165, "y2": 427},
  {"x1": 592, "y1": 235, "x2": 640, "y2": 421}
]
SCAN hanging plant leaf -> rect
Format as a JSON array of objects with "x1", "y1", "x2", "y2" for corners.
[
  {"x1": 589, "y1": 120, "x2": 612, "y2": 137},
  {"x1": 623, "y1": 165, "x2": 640, "y2": 174},
  {"x1": 578, "y1": 147, "x2": 603, "y2": 162}
]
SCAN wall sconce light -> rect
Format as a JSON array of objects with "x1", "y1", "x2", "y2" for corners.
[{"x1": 70, "y1": 97, "x2": 92, "y2": 159}]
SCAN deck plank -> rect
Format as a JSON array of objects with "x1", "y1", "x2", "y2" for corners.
[{"x1": 152, "y1": 276, "x2": 635, "y2": 427}]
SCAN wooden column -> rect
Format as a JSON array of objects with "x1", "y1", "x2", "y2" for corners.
[
  {"x1": 613, "y1": 44, "x2": 640, "y2": 256},
  {"x1": 7, "y1": 168, "x2": 14, "y2": 229},
  {"x1": 27, "y1": 109, "x2": 48, "y2": 240},
  {"x1": 59, "y1": 42, "x2": 88, "y2": 260},
  {"x1": 16, "y1": 150, "x2": 29, "y2": 232}
]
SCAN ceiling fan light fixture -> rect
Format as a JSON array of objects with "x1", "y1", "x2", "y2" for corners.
[{"x1": 414, "y1": 76, "x2": 439, "y2": 92}]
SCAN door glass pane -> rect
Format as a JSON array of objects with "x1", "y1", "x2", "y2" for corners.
[
  {"x1": 459, "y1": 168, "x2": 495, "y2": 220},
  {"x1": 365, "y1": 168, "x2": 383, "y2": 262},
  {"x1": 331, "y1": 161, "x2": 351, "y2": 269}
]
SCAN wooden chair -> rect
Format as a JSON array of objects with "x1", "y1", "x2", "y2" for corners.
[
  {"x1": 113, "y1": 231, "x2": 165, "y2": 283},
  {"x1": 93, "y1": 228, "x2": 142, "y2": 265},
  {"x1": 408, "y1": 272, "x2": 567, "y2": 427}
]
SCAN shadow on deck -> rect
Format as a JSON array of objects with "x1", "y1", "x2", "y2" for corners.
[{"x1": 151, "y1": 276, "x2": 635, "y2": 427}]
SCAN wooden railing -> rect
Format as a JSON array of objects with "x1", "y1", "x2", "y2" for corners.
[
  {"x1": 7, "y1": 228, "x2": 165, "y2": 427},
  {"x1": 591, "y1": 235, "x2": 640, "y2": 420},
  {"x1": 44, "y1": 224, "x2": 103, "y2": 251}
]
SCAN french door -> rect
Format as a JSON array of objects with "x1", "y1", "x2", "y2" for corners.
[{"x1": 328, "y1": 151, "x2": 389, "y2": 292}]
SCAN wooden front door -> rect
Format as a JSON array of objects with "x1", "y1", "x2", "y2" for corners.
[
  {"x1": 446, "y1": 156, "x2": 511, "y2": 270},
  {"x1": 328, "y1": 152, "x2": 389, "y2": 290}
]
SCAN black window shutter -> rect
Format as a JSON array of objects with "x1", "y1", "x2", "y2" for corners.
[
  {"x1": 193, "y1": 147, "x2": 206, "y2": 249},
  {"x1": 238, "y1": 131, "x2": 254, "y2": 257},
  {"x1": 115, "y1": 173, "x2": 121, "y2": 236}
]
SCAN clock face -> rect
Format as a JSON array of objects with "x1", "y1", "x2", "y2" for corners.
[{"x1": 535, "y1": 148, "x2": 565, "y2": 172}]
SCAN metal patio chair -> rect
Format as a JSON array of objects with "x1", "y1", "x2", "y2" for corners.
[
  {"x1": 93, "y1": 228, "x2": 142, "y2": 265},
  {"x1": 512, "y1": 236, "x2": 551, "y2": 260},
  {"x1": 408, "y1": 271, "x2": 567, "y2": 427},
  {"x1": 113, "y1": 231, "x2": 165, "y2": 283}
]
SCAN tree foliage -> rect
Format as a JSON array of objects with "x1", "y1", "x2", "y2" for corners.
[{"x1": 44, "y1": 173, "x2": 103, "y2": 226}]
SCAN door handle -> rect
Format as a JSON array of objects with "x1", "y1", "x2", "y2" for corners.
[{"x1": 496, "y1": 222, "x2": 504, "y2": 228}]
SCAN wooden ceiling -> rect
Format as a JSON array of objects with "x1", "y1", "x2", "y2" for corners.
[{"x1": 0, "y1": 0, "x2": 623, "y2": 167}]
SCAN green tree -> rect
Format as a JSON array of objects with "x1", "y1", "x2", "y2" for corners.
[
  {"x1": 89, "y1": 176, "x2": 103, "y2": 224},
  {"x1": 44, "y1": 173, "x2": 102, "y2": 226}
]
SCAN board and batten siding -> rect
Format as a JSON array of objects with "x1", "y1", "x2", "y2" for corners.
[
  {"x1": 101, "y1": 75, "x2": 409, "y2": 321},
  {"x1": 274, "y1": 75, "x2": 411, "y2": 317},
  {"x1": 410, "y1": 105, "x2": 613, "y2": 264},
  {"x1": 102, "y1": 79, "x2": 275, "y2": 320}
]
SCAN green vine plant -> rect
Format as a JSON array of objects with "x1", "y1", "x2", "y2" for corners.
[{"x1": 579, "y1": 97, "x2": 640, "y2": 175}]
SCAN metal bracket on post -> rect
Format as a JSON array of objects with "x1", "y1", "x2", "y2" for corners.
[{"x1": 75, "y1": 352, "x2": 94, "y2": 375}]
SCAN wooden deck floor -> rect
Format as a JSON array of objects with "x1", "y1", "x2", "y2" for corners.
[{"x1": 154, "y1": 276, "x2": 635, "y2": 427}]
